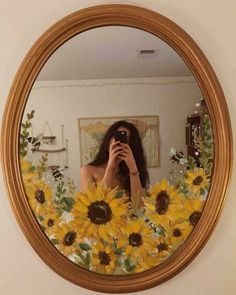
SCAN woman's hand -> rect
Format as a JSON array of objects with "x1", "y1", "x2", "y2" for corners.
[
  {"x1": 118, "y1": 143, "x2": 138, "y2": 173},
  {"x1": 106, "y1": 139, "x2": 123, "y2": 171}
]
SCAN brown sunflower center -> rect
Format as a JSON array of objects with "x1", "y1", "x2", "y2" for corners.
[
  {"x1": 63, "y1": 231, "x2": 76, "y2": 246},
  {"x1": 87, "y1": 201, "x2": 112, "y2": 225},
  {"x1": 129, "y1": 233, "x2": 143, "y2": 247},
  {"x1": 189, "y1": 211, "x2": 201, "y2": 226},
  {"x1": 157, "y1": 242, "x2": 168, "y2": 252},
  {"x1": 98, "y1": 251, "x2": 111, "y2": 265},
  {"x1": 173, "y1": 228, "x2": 182, "y2": 237},
  {"x1": 155, "y1": 191, "x2": 170, "y2": 214},
  {"x1": 193, "y1": 176, "x2": 203, "y2": 186},
  {"x1": 47, "y1": 219, "x2": 54, "y2": 227},
  {"x1": 35, "y1": 189, "x2": 45, "y2": 204}
]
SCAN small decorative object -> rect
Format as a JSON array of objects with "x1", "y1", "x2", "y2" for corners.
[
  {"x1": 186, "y1": 98, "x2": 213, "y2": 168},
  {"x1": 41, "y1": 122, "x2": 56, "y2": 145},
  {"x1": 20, "y1": 111, "x2": 69, "y2": 171}
]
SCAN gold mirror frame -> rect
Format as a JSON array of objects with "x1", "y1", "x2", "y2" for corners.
[{"x1": 1, "y1": 4, "x2": 232, "y2": 293}]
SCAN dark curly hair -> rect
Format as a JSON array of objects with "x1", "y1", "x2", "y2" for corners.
[{"x1": 89, "y1": 120, "x2": 149, "y2": 193}]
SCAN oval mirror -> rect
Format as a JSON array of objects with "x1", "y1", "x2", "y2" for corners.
[{"x1": 1, "y1": 4, "x2": 232, "y2": 293}]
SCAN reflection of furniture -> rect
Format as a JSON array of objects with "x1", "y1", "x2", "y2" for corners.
[
  {"x1": 32, "y1": 124, "x2": 68, "y2": 169},
  {"x1": 186, "y1": 114, "x2": 201, "y2": 166}
]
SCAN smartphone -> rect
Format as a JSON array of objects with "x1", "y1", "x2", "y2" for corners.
[{"x1": 114, "y1": 130, "x2": 128, "y2": 143}]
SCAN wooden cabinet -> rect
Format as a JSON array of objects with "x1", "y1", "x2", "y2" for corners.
[{"x1": 186, "y1": 114, "x2": 201, "y2": 166}]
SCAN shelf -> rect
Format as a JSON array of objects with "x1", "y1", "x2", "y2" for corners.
[{"x1": 32, "y1": 147, "x2": 66, "y2": 153}]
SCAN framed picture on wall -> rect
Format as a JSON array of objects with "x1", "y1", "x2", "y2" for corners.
[{"x1": 78, "y1": 116, "x2": 160, "y2": 167}]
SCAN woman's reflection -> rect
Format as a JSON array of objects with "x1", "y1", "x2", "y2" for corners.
[{"x1": 80, "y1": 121, "x2": 149, "y2": 207}]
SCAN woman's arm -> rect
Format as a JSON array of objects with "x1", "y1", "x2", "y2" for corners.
[
  {"x1": 80, "y1": 139, "x2": 122, "y2": 191},
  {"x1": 129, "y1": 168, "x2": 144, "y2": 208},
  {"x1": 118, "y1": 143, "x2": 144, "y2": 208},
  {"x1": 100, "y1": 139, "x2": 123, "y2": 188},
  {"x1": 80, "y1": 165, "x2": 94, "y2": 192}
]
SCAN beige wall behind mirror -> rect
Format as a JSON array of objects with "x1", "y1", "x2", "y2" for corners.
[{"x1": 2, "y1": 4, "x2": 232, "y2": 293}]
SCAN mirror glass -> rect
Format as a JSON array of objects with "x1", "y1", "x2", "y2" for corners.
[{"x1": 20, "y1": 26, "x2": 213, "y2": 275}]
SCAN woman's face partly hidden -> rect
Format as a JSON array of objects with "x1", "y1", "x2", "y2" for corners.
[
  {"x1": 109, "y1": 127, "x2": 131, "y2": 147},
  {"x1": 108, "y1": 126, "x2": 131, "y2": 164}
]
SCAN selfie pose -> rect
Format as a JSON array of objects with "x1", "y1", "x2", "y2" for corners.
[{"x1": 80, "y1": 120, "x2": 149, "y2": 207}]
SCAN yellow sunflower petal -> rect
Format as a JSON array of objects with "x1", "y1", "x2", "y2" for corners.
[
  {"x1": 144, "y1": 202, "x2": 156, "y2": 211},
  {"x1": 132, "y1": 220, "x2": 142, "y2": 233},
  {"x1": 78, "y1": 194, "x2": 91, "y2": 206},
  {"x1": 105, "y1": 264, "x2": 113, "y2": 274},
  {"x1": 125, "y1": 245, "x2": 133, "y2": 256},
  {"x1": 117, "y1": 238, "x2": 127, "y2": 248},
  {"x1": 74, "y1": 201, "x2": 88, "y2": 214},
  {"x1": 98, "y1": 225, "x2": 110, "y2": 241},
  {"x1": 109, "y1": 199, "x2": 121, "y2": 209},
  {"x1": 192, "y1": 199, "x2": 202, "y2": 210},
  {"x1": 160, "y1": 178, "x2": 168, "y2": 190},
  {"x1": 112, "y1": 207, "x2": 126, "y2": 217},
  {"x1": 87, "y1": 223, "x2": 96, "y2": 237}
]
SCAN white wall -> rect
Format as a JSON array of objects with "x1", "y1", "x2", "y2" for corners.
[
  {"x1": 25, "y1": 77, "x2": 200, "y2": 189},
  {"x1": 0, "y1": 1, "x2": 236, "y2": 295}
]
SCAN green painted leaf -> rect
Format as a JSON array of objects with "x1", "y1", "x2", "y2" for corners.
[
  {"x1": 125, "y1": 259, "x2": 136, "y2": 272},
  {"x1": 114, "y1": 248, "x2": 124, "y2": 255},
  {"x1": 62, "y1": 206, "x2": 71, "y2": 212},
  {"x1": 206, "y1": 135, "x2": 211, "y2": 141},
  {"x1": 85, "y1": 252, "x2": 91, "y2": 265},
  {"x1": 125, "y1": 258, "x2": 131, "y2": 269},
  {"x1": 62, "y1": 197, "x2": 75, "y2": 206},
  {"x1": 205, "y1": 142, "x2": 212, "y2": 148},
  {"x1": 29, "y1": 166, "x2": 36, "y2": 172},
  {"x1": 38, "y1": 215, "x2": 44, "y2": 222},
  {"x1": 79, "y1": 243, "x2": 91, "y2": 251},
  {"x1": 200, "y1": 188, "x2": 205, "y2": 195},
  {"x1": 51, "y1": 239, "x2": 59, "y2": 245},
  {"x1": 127, "y1": 265, "x2": 136, "y2": 272},
  {"x1": 115, "y1": 191, "x2": 124, "y2": 199},
  {"x1": 188, "y1": 156, "x2": 196, "y2": 170}
]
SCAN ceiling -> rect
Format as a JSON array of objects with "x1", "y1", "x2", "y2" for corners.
[{"x1": 37, "y1": 26, "x2": 192, "y2": 81}]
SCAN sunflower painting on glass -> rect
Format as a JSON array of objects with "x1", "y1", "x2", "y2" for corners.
[{"x1": 19, "y1": 98, "x2": 213, "y2": 275}]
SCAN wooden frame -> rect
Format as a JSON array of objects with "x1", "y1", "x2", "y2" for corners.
[{"x1": 1, "y1": 4, "x2": 232, "y2": 293}]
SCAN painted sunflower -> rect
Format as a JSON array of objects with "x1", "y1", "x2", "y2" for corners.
[
  {"x1": 117, "y1": 219, "x2": 156, "y2": 263},
  {"x1": 54, "y1": 222, "x2": 80, "y2": 257},
  {"x1": 185, "y1": 168, "x2": 209, "y2": 193},
  {"x1": 180, "y1": 197, "x2": 204, "y2": 227},
  {"x1": 155, "y1": 234, "x2": 173, "y2": 261},
  {"x1": 135, "y1": 252, "x2": 163, "y2": 273},
  {"x1": 38, "y1": 202, "x2": 61, "y2": 236},
  {"x1": 144, "y1": 178, "x2": 184, "y2": 230},
  {"x1": 25, "y1": 180, "x2": 53, "y2": 215},
  {"x1": 20, "y1": 158, "x2": 34, "y2": 173},
  {"x1": 165, "y1": 220, "x2": 193, "y2": 249},
  {"x1": 72, "y1": 183, "x2": 128, "y2": 242},
  {"x1": 91, "y1": 242, "x2": 117, "y2": 274},
  {"x1": 20, "y1": 158, "x2": 37, "y2": 183}
]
